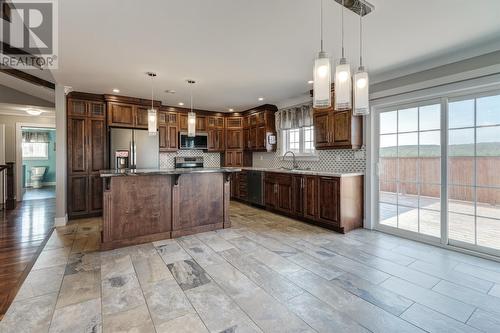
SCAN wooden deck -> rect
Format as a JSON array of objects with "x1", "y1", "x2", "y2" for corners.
[{"x1": 380, "y1": 192, "x2": 500, "y2": 250}]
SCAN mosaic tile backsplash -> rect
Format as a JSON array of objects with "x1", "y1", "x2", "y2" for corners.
[
  {"x1": 252, "y1": 148, "x2": 366, "y2": 173},
  {"x1": 160, "y1": 150, "x2": 221, "y2": 168},
  {"x1": 160, "y1": 148, "x2": 365, "y2": 173}
]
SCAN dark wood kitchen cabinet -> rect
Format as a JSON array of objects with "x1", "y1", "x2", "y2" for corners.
[
  {"x1": 264, "y1": 178, "x2": 277, "y2": 209},
  {"x1": 312, "y1": 100, "x2": 363, "y2": 150},
  {"x1": 257, "y1": 172, "x2": 362, "y2": 233},
  {"x1": 196, "y1": 116, "x2": 207, "y2": 132},
  {"x1": 226, "y1": 129, "x2": 243, "y2": 149},
  {"x1": 67, "y1": 93, "x2": 107, "y2": 218},
  {"x1": 303, "y1": 175, "x2": 318, "y2": 220},
  {"x1": 224, "y1": 150, "x2": 243, "y2": 167},
  {"x1": 208, "y1": 116, "x2": 225, "y2": 128},
  {"x1": 208, "y1": 128, "x2": 225, "y2": 152},
  {"x1": 264, "y1": 173, "x2": 293, "y2": 214},
  {"x1": 292, "y1": 175, "x2": 304, "y2": 216},
  {"x1": 159, "y1": 111, "x2": 178, "y2": 152},
  {"x1": 223, "y1": 116, "x2": 251, "y2": 167},
  {"x1": 317, "y1": 176, "x2": 340, "y2": 226},
  {"x1": 208, "y1": 115, "x2": 225, "y2": 152},
  {"x1": 225, "y1": 116, "x2": 243, "y2": 150},
  {"x1": 243, "y1": 106, "x2": 277, "y2": 152},
  {"x1": 179, "y1": 114, "x2": 207, "y2": 132},
  {"x1": 135, "y1": 106, "x2": 149, "y2": 129},
  {"x1": 105, "y1": 95, "x2": 161, "y2": 130}
]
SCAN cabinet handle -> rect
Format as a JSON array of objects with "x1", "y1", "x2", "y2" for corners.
[{"x1": 301, "y1": 178, "x2": 304, "y2": 189}]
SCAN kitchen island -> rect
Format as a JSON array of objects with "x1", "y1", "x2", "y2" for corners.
[{"x1": 100, "y1": 168, "x2": 240, "y2": 250}]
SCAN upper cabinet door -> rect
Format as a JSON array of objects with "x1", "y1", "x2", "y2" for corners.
[
  {"x1": 68, "y1": 100, "x2": 87, "y2": 117},
  {"x1": 167, "y1": 112, "x2": 178, "y2": 125},
  {"x1": 167, "y1": 125, "x2": 178, "y2": 151},
  {"x1": 158, "y1": 125, "x2": 167, "y2": 150},
  {"x1": 226, "y1": 129, "x2": 243, "y2": 149},
  {"x1": 135, "y1": 107, "x2": 149, "y2": 129},
  {"x1": 333, "y1": 110, "x2": 351, "y2": 145},
  {"x1": 88, "y1": 118, "x2": 106, "y2": 173},
  {"x1": 196, "y1": 116, "x2": 207, "y2": 132},
  {"x1": 158, "y1": 112, "x2": 167, "y2": 125},
  {"x1": 226, "y1": 117, "x2": 243, "y2": 129},
  {"x1": 313, "y1": 112, "x2": 331, "y2": 148},
  {"x1": 89, "y1": 102, "x2": 105, "y2": 119},
  {"x1": 108, "y1": 103, "x2": 134, "y2": 127},
  {"x1": 68, "y1": 117, "x2": 87, "y2": 174},
  {"x1": 255, "y1": 125, "x2": 266, "y2": 150},
  {"x1": 179, "y1": 114, "x2": 188, "y2": 131}
]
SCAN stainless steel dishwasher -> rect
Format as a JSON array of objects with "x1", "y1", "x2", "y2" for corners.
[{"x1": 247, "y1": 170, "x2": 264, "y2": 206}]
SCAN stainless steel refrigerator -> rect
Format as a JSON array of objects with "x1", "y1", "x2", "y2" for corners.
[{"x1": 110, "y1": 128, "x2": 159, "y2": 169}]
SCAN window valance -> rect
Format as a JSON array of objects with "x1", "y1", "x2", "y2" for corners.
[
  {"x1": 22, "y1": 131, "x2": 50, "y2": 143},
  {"x1": 275, "y1": 103, "x2": 313, "y2": 131}
]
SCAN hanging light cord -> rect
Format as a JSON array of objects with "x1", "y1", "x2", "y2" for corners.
[
  {"x1": 341, "y1": 0, "x2": 345, "y2": 58},
  {"x1": 151, "y1": 75, "x2": 154, "y2": 110},
  {"x1": 320, "y1": 0, "x2": 324, "y2": 52},
  {"x1": 359, "y1": 1, "x2": 363, "y2": 67},
  {"x1": 190, "y1": 83, "x2": 193, "y2": 112}
]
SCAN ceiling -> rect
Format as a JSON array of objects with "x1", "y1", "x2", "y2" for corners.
[
  {"x1": 0, "y1": 103, "x2": 55, "y2": 118},
  {"x1": 24, "y1": 0, "x2": 500, "y2": 111}
]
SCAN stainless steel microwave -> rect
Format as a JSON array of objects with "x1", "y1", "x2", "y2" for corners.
[{"x1": 179, "y1": 132, "x2": 208, "y2": 150}]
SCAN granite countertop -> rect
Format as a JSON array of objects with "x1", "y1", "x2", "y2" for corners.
[
  {"x1": 238, "y1": 167, "x2": 364, "y2": 178},
  {"x1": 100, "y1": 167, "x2": 242, "y2": 177}
]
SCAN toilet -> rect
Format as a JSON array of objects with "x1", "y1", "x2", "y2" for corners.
[{"x1": 31, "y1": 166, "x2": 47, "y2": 189}]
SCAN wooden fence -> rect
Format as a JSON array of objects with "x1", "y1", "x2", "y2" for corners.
[{"x1": 380, "y1": 157, "x2": 500, "y2": 205}]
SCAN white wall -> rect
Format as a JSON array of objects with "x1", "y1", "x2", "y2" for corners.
[
  {"x1": 0, "y1": 114, "x2": 55, "y2": 162},
  {"x1": 0, "y1": 124, "x2": 5, "y2": 206},
  {"x1": 55, "y1": 85, "x2": 67, "y2": 226}
]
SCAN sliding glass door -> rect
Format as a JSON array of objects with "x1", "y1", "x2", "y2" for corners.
[
  {"x1": 377, "y1": 101, "x2": 442, "y2": 240},
  {"x1": 448, "y1": 94, "x2": 500, "y2": 253},
  {"x1": 376, "y1": 91, "x2": 500, "y2": 255}
]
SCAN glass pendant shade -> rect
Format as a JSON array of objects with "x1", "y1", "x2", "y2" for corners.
[
  {"x1": 313, "y1": 52, "x2": 332, "y2": 109},
  {"x1": 353, "y1": 67, "x2": 369, "y2": 115},
  {"x1": 148, "y1": 108, "x2": 157, "y2": 136},
  {"x1": 187, "y1": 111, "x2": 196, "y2": 137},
  {"x1": 334, "y1": 58, "x2": 352, "y2": 111}
]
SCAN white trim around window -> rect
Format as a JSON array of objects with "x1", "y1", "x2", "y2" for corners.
[{"x1": 281, "y1": 126, "x2": 318, "y2": 159}]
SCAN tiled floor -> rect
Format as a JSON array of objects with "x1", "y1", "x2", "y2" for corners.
[{"x1": 2, "y1": 201, "x2": 500, "y2": 332}]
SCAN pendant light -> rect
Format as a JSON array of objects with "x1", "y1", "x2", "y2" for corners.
[
  {"x1": 147, "y1": 72, "x2": 157, "y2": 136},
  {"x1": 334, "y1": 0, "x2": 352, "y2": 111},
  {"x1": 187, "y1": 80, "x2": 196, "y2": 137},
  {"x1": 353, "y1": 2, "x2": 369, "y2": 115},
  {"x1": 313, "y1": 0, "x2": 331, "y2": 109}
]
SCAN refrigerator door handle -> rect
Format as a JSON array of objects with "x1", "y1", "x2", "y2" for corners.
[
  {"x1": 129, "y1": 141, "x2": 134, "y2": 168},
  {"x1": 133, "y1": 142, "x2": 137, "y2": 168}
]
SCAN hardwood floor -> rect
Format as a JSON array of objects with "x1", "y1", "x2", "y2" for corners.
[
  {"x1": 2, "y1": 201, "x2": 500, "y2": 332},
  {"x1": 0, "y1": 198, "x2": 55, "y2": 319}
]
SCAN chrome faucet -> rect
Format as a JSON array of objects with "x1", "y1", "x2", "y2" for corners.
[{"x1": 283, "y1": 151, "x2": 299, "y2": 170}]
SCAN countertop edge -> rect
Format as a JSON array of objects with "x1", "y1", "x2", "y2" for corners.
[
  {"x1": 239, "y1": 167, "x2": 364, "y2": 178},
  {"x1": 100, "y1": 168, "x2": 242, "y2": 177}
]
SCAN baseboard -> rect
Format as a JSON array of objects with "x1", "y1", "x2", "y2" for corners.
[{"x1": 54, "y1": 214, "x2": 68, "y2": 227}]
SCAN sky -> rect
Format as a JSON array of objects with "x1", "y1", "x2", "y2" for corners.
[{"x1": 379, "y1": 95, "x2": 500, "y2": 149}]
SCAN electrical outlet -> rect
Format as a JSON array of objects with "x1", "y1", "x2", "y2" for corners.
[
  {"x1": 260, "y1": 155, "x2": 263, "y2": 160},
  {"x1": 335, "y1": 155, "x2": 342, "y2": 162}
]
